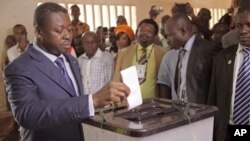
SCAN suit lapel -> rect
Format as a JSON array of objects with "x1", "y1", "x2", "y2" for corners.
[
  {"x1": 27, "y1": 45, "x2": 76, "y2": 97},
  {"x1": 64, "y1": 54, "x2": 84, "y2": 96},
  {"x1": 223, "y1": 46, "x2": 238, "y2": 102},
  {"x1": 123, "y1": 44, "x2": 137, "y2": 68},
  {"x1": 187, "y1": 37, "x2": 200, "y2": 76}
]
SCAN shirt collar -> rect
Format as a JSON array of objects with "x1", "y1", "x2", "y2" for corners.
[
  {"x1": 16, "y1": 44, "x2": 22, "y2": 53},
  {"x1": 138, "y1": 43, "x2": 154, "y2": 51},
  {"x1": 33, "y1": 42, "x2": 65, "y2": 63},
  {"x1": 182, "y1": 35, "x2": 196, "y2": 52},
  {"x1": 237, "y1": 43, "x2": 249, "y2": 54}
]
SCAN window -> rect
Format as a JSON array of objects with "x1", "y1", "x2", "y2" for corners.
[
  {"x1": 68, "y1": 4, "x2": 85, "y2": 23},
  {"x1": 37, "y1": 3, "x2": 137, "y2": 32}
]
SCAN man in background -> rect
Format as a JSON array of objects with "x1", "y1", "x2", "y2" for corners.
[
  {"x1": 116, "y1": 15, "x2": 127, "y2": 25},
  {"x1": 70, "y1": 4, "x2": 89, "y2": 35},
  {"x1": 157, "y1": 14, "x2": 214, "y2": 103},
  {"x1": 7, "y1": 24, "x2": 29, "y2": 62},
  {"x1": 78, "y1": 32, "x2": 114, "y2": 94},
  {"x1": 154, "y1": 15, "x2": 171, "y2": 51},
  {"x1": 114, "y1": 19, "x2": 166, "y2": 99}
]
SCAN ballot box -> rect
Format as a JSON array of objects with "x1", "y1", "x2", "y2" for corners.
[{"x1": 82, "y1": 98, "x2": 217, "y2": 141}]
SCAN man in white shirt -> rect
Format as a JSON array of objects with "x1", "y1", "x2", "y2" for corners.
[
  {"x1": 7, "y1": 24, "x2": 29, "y2": 62},
  {"x1": 157, "y1": 14, "x2": 214, "y2": 104},
  {"x1": 154, "y1": 15, "x2": 171, "y2": 51},
  {"x1": 78, "y1": 32, "x2": 114, "y2": 94}
]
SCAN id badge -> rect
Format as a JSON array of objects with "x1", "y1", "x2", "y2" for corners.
[{"x1": 136, "y1": 64, "x2": 146, "y2": 78}]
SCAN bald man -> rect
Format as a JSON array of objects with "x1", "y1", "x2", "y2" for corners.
[{"x1": 157, "y1": 14, "x2": 214, "y2": 104}]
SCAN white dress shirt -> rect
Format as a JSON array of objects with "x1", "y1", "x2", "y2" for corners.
[
  {"x1": 7, "y1": 44, "x2": 28, "y2": 62},
  {"x1": 78, "y1": 48, "x2": 114, "y2": 94}
]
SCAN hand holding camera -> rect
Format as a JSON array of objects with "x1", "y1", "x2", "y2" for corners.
[{"x1": 149, "y1": 5, "x2": 164, "y2": 20}]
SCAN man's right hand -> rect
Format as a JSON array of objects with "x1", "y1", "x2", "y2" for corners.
[{"x1": 92, "y1": 81, "x2": 130, "y2": 108}]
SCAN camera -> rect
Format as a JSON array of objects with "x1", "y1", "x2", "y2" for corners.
[{"x1": 152, "y1": 6, "x2": 164, "y2": 13}]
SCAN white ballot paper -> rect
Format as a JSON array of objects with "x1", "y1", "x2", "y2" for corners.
[{"x1": 121, "y1": 66, "x2": 142, "y2": 110}]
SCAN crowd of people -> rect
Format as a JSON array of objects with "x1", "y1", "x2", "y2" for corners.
[{"x1": 2, "y1": 0, "x2": 250, "y2": 141}]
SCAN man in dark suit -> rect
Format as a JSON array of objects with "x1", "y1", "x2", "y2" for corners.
[
  {"x1": 157, "y1": 13, "x2": 214, "y2": 104},
  {"x1": 208, "y1": 7, "x2": 250, "y2": 141},
  {"x1": 4, "y1": 2, "x2": 130, "y2": 141}
]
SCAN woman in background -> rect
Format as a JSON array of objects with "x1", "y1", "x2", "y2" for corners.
[{"x1": 115, "y1": 25, "x2": 135, "y2": 50}]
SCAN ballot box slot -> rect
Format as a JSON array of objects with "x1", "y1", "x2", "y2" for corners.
[{"x1": 115, "y1": 104, "x2": 178, "y2": 121}]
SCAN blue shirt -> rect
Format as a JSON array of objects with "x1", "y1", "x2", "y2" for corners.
[{"x1": 157, "y1": 35, "x2": 195, "y2": 100}]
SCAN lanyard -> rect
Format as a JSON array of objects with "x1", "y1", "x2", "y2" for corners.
[{"x1": 135, "y1": 43, "x2": 154, "y2": 64}]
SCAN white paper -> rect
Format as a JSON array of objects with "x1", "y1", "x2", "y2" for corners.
[{"x1": 120, "y1": 66, "x2": 142, "y2": 110}]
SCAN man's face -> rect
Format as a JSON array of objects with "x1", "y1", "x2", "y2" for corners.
[
  {"x1": 165, "y1": 21, "x2": 185, "y2": 49},
  {"x1": 211, "y1": 24, "x2": 229, "y2": 45},
  {"x1": 236, "y1": 11, "x2": 250, "y2": 47},
  {"x1": 197, "y1": 9, "x2": 211, "y2": 22},
  {"x1": 116, "y1": 16, "x2": 127, "y2": 25},
  {"x1": 137, "y1": 23, "x2": 156, "y2": 47},
  {"x1": 18, "y1": 33, "x2": 29, "y2": 52},
  {"x1": 37, "y1": 12, "x2": 73, "y2": 56},
  {"x1": 81, "y1": 35, "x2": 99, "y2": 58},
  {"x1": 160, "y1": 15, "x2": 170, "y2": 37},
  {"x1": 71, "y1": 7, "x2": 80, "y2": 20},
  {"x1": 13, "y1": 26, "x2": 27, "y2": 42}
]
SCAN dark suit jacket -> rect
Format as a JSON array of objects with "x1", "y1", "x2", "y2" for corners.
[
  {"x1": 4, "y1": 44, "x2": 90, "y2": 141},
  {"x1": 185, "y1": 37, "x2": 214, "y2": 104},
  {"x1": 208, "y1": 45, "x2": 238, "y2": 141}
]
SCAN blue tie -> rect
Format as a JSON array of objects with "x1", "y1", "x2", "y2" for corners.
[
  {"x1": 233, "y1": 48, "x2": 250, "y2": 125},
  {"x1": 55, "y1": 57, "x2": 77, "y2": 96}
]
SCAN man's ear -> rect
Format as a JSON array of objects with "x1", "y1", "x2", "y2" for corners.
[
  {"x1": 180, "y1": 27, "x2": 186, "y2": 36},
  {"x1": 35, "y1": 26, "x2": 42, "y2": 41}
]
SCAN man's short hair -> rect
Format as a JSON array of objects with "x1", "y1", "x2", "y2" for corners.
[
  {"x1": 13, "y1": 24, "x2": 26, "y2": 32},
  {"x1": 70, "y1": 4, "x2": 80, "y2": 10},
  {"x1": 137, "y1": 19, "x2": 159, "y2": 35},
  {"x1": 33, "y1": 2, "x2": 67, "y2": 27}
]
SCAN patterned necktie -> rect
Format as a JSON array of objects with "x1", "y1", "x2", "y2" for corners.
[
  {"x1": 174, "y1": 48, "x2": 186, "y2": 101},
  {"x1": 138, "y1": 48, "x2": 147, "y2": 84},
  {"x1": 55, "y1": 57, "x2": 77, "y2": 96},
  {"x1": 233, "y1": 48, "x2": 250, "y2": 125}
]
